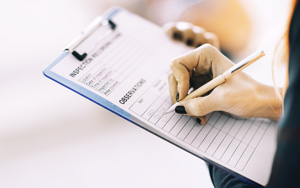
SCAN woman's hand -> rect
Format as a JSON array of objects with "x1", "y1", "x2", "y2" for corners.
[
  {"x1": 163, "y1": 22, "x2": 220, "y2": 49},
  {"x1": 168, "y1": 44, "x2": 282, "y2": 124}
]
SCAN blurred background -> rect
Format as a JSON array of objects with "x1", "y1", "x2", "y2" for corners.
[{"x1": 0, "y1": 0, "x2": 292, "y2": 187}]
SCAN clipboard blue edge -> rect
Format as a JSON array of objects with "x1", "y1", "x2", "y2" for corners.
[
  {"x1": 43, "y1": 6, "x2": 263, "y2": 188},
  {"x1": 43, "y1": 51, "x2": 133, "y2": 121}
]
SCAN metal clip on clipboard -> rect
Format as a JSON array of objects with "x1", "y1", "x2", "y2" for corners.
[{"x1": 64, "y1": 17, "x2": 117, "y2": 61}]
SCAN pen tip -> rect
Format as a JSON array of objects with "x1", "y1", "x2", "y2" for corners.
[{"x1": 165, "y1": 102, "x2": 179, "y2": 114}]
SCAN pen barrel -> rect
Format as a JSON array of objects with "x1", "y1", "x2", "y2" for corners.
[
  {"x1": 184, "y1": 74, "x2": 226, "y2": 101},
  {"x1": 228, "y1": 51, "x2": 265, "y2": 76},
  {"x1": 181, "y1": 50, "x2": 264, "y2": 102}
]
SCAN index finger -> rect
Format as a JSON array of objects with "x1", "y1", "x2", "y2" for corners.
[{"x1": 170, "y1": 44, "x2": 216, "y2": 100}]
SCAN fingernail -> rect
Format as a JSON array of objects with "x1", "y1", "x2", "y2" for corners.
[
  {"x1": 176, "y1": 92, "x2": 179, "y2": 101},
  {"x1": 173, "y1": 32, "x2": 178, "y2": 39},
  {"x1": 196, "y1": 118, "x2": 202, "y2": 124},
  {"x1": 175, "y1": 105, "x2": 187, "y2": 114},
  {"x1": 186, "y1": 38, "x2": 194, "y2": 46}
]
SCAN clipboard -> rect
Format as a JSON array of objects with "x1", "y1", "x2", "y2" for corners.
[
  {"x1": 43, "y1": 7, "x2": 276, "y2": 187},
  {"x1": 44, "y1": 7, "x2": 132, "y2": 122}
]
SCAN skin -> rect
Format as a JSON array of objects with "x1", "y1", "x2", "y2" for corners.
[{"x1": 164, "y1": 22, "x2": 282, "y2": 124}]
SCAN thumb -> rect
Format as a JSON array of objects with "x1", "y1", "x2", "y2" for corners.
[{"x1": 178, "y1": 94, "x2": 219, "y2": 117}]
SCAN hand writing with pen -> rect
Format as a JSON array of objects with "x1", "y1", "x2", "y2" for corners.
[{"x1": 163, "y1": 22, "x2": 282, "y2": 124}]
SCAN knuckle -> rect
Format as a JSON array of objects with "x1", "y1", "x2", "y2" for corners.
[
  {"x1": 180, "y1": 25, "x2": 193, "y2": 32},
  {"x1": 205, "y1": 32, "x2": 218, "y2": 40},
  {"x1": 200, "y1": 43, "x2": 214, "y2": 50},
  {"x1": 192, "y1": 25, "x2": 206, "y2": 34},
  {"x1": 170, "y1": 58, "x2": 180, "y2": 69},
  {"x1": 200, "y1": 43, "x2": 218, "y2": 54},
  {"x1": 176, "y1": 21, "x2": 193, "y2": 29}
]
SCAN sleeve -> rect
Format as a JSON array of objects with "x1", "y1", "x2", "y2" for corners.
[{"x1": 208, "y1": 164, "x2": 254, "y2": 188}]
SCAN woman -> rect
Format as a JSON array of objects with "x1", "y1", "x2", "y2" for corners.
[{"x1": 165, "y1": 0, "x2": 300, "y2": 187}]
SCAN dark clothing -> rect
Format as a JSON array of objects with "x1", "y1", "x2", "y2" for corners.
[
  {"x1": 209, "y1": 1, "x2": 300, "y2": 187},
  {"x1": 267, "y1": 1, "x2": 300, "y2": 187},
  {"x1": 208, "y1": 164, "x2": 254, "y2": 188}
]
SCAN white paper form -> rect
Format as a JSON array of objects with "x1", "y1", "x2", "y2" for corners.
[{"x1": 47, "y1": 8, "x2": 277, "y2": 186}]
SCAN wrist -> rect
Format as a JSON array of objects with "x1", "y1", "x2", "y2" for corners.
[{"x1": 254, "y1": 84, "x2": 283, "y2": 121}]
